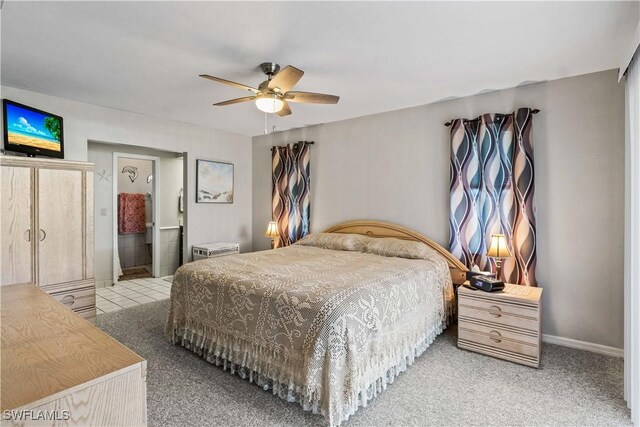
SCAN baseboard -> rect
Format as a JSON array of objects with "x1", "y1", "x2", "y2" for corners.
[{"x1": 543, "y1": 334, "x2": 623, "y2": 358}]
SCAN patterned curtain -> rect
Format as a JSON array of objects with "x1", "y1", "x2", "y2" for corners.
[
  {"x1": 449, "y1": 108, "x2": 537, "y2": 286},
  {"x1": 272, "y1": 141, "x2": 311, "y2": 247}
]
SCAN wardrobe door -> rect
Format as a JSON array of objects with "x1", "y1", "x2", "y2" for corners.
[
  {"x1": 38, "y1": 168, "x2": 84, "y2": 286},
  {"x1": 1, "y1": 166, "x2": 33, "y2": 285}
]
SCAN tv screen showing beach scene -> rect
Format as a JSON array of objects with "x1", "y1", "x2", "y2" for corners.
[{"x1": 3, "y1": 100, "x2": 64, "y2": 157}]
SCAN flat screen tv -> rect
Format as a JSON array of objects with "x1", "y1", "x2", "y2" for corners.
[{"x1": 2, "y1": 99, "x2": 64, "y2": 159}]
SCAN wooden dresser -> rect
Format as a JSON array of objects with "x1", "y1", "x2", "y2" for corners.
[
  {"x1": 0, "y1": 156, "x2": 96, "y2": 322},
  {"x1": 1, "y1": 284, "x2": 147, "y2": 426},
  {"x1": 458, "y1": 283, "x2": 543, "y2": 368}
]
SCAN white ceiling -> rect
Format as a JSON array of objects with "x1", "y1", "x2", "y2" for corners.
[{"x1": 2, "y1": 1, "x2": 638, "y2": 137}]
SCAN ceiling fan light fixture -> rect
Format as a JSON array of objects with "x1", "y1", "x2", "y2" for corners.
[
  {"x1": 200, "y1": 63, "x2": 339, "y2": 118},
  {"x1": 255, "y1": 94, "x2": 284, "y2": 113}
]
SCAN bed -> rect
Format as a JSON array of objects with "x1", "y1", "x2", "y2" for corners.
[{"x1": 165, "y1": 220, "x2": 467, "y2": 426}]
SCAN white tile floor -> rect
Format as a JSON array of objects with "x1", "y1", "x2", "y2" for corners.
[{"x1": 96, "y1": 276, "x2": 172, "y2": 315}]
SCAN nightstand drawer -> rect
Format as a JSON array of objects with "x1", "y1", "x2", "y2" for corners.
[
  {"x1": 458, "y1": 321, "x2": 539, "y2": 358},
  {"x1": 458, "y1": 298, "x2": 538, "y2": 331}
]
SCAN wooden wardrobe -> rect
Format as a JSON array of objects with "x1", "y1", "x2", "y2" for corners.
[{"x1": 0, "y1": 156, "x2": 95, "y2": 321}]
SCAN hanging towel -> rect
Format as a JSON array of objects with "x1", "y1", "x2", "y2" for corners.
[{"x1": 118, "y1": 193, "x2": 146, "y2": 234}]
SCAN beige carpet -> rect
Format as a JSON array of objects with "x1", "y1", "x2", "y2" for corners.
[{"x1": 98, "y1": 300, "x2": 631, "y2": 426}]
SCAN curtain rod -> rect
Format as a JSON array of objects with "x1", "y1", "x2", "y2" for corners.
[
  {"x1": 444, "y1": 109, "x2": 540, "y2": 127},
  {"x1": 270, "y1": 141, "x2": 315, "y2": 151}
]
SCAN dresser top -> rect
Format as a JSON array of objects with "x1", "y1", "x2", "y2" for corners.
[
  {"x1": 0, "y1": 155, "x2": 93, "y2": 170},
  {"x1": 1, "y1": 283, "x2": 144, "y2": 410},
  {"x1": 459, "y1": 283, "x2": 543, "y2": 305}
]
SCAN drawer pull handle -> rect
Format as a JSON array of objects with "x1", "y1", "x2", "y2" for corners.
[
  {"x1": 61, "y1": 295, "x2": 75, "y2": 306},
  {"x1": 489, "y1": 330, "x2": 502, "y2": 343},
  {"x1": 488, "y1": 305, "x2": 502, "y2": 317},
  {"x1": 23, "y1": 230, "x2": 31, "y2": 242},
  {"x1": 39, "y1": 229, "x2": 47, "y2": 241}
]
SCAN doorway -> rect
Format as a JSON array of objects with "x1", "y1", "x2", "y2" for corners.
[{"x1": 113, "y1": 152, "x2": 160, "y2": 284}]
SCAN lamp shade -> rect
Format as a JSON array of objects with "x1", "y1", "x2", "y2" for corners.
[
  {"x1": 255, "y1": 94, "x2": 284, "y2": 113},
  {"x1": 487, "y1": 234, "x2": 512, "y2": 258},
  {"x1": 265, "y1": 221, "x2": 279, "y2": 238}
]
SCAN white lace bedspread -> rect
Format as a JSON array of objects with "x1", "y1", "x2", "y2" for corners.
[{"x1": 165, "y1": 244, "x2": 453, "y2": 426}]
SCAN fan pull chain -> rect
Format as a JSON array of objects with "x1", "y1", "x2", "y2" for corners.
[{"x1": 264, "y1": 113, "x2": 277, "y2": 134}]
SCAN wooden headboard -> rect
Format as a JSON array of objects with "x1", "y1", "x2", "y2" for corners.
[{"x1": 324, "y1": 220, "x2": 468, "y2": 284}]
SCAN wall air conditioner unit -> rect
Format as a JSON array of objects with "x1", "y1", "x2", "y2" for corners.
[{"x1": 192, "y1": 242, "x2": 240, "y2": 261}]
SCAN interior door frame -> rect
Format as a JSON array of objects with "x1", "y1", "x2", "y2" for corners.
[
  {"x1": 112, "y1": 152, "x2": 161, "y2": 283},
  {"x1": 624, "y1": 47, "x2": 640, "y2": 424}
]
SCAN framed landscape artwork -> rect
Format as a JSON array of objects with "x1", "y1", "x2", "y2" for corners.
[{"x1": 196, "y1": 159, "x2": 234, "y2": 203}]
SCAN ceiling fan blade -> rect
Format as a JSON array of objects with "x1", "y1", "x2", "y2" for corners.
[
  {"x1": 200, "y1": 74, "x2": 259, "y2": 93},
  {"x1": 268, "y1": 66, "x2": 304, "y2": 92},
  {"x1": 284, "y1": 91, "x2": 339, "y2": 104},
  {"x1": 277, "y1": 101, "x2": 292, "y2": 117},
  {"x1": 213, "y1": 96, "x2": 256, "y2": 106}
]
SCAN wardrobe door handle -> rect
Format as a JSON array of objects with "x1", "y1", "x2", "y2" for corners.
[
  {"x1": 39, "y1": 229, "x2": 47, "y2": 241},
  {"x1": 24, "y1": 230, "x2": 31, "y2": 242},
  {"x1": 61, "y1": 295, "x2": 75, "y2": 306},
  {"x1": 489, "y1": 330, "x2": 502, "y2": 343}
]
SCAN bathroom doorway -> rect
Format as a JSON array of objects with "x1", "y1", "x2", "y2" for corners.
[{"x1": 113, "y1": 153, "x2": 160, "y2": 283}]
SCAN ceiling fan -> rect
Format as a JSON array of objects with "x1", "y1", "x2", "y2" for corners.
[{"x1": 199, "y1": 62, "x2": 340, "y2": 117}]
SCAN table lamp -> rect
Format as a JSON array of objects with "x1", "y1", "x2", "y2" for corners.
[
  {"x1": 265, "y1": 221, "x2": 279, "y2": 249},
  {"x1": 487, "y1": 234, "x2": 512, "y2": 279}
]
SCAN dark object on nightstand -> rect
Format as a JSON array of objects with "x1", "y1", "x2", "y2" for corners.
[
  {"x1": 466, "y1": 270, "x2": 495, "y2": 280},
  {"x1": 469, "y1": 276, "x2": 505, "y2": 292}
]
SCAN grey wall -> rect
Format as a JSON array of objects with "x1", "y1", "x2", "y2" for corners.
[
  {"x1": 252, "y1": 69, "x2": 625, "y2": 349},
  {"x1": 159, "y1": 156, "x2": 184, "y2": 228},
  {"x1": 1, "y1": 85, "x2": 253, "y2": 282}
]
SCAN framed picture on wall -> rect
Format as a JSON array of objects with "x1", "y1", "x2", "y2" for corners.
[{"x1": 196, "y1": 159, "x2": 234, "y2": 204}]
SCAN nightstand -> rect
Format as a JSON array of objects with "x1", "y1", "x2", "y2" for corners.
[{"x1": 457, "y1": 283, "x2": 543, "y2": 368}]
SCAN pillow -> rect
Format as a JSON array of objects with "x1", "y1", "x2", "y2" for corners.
[
  {"x1": 295, "y1": 233, "x2": 368, "y2": 252},
  {"x1": 364, "y1": 237, "x2": 439, "y2": 260}
]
